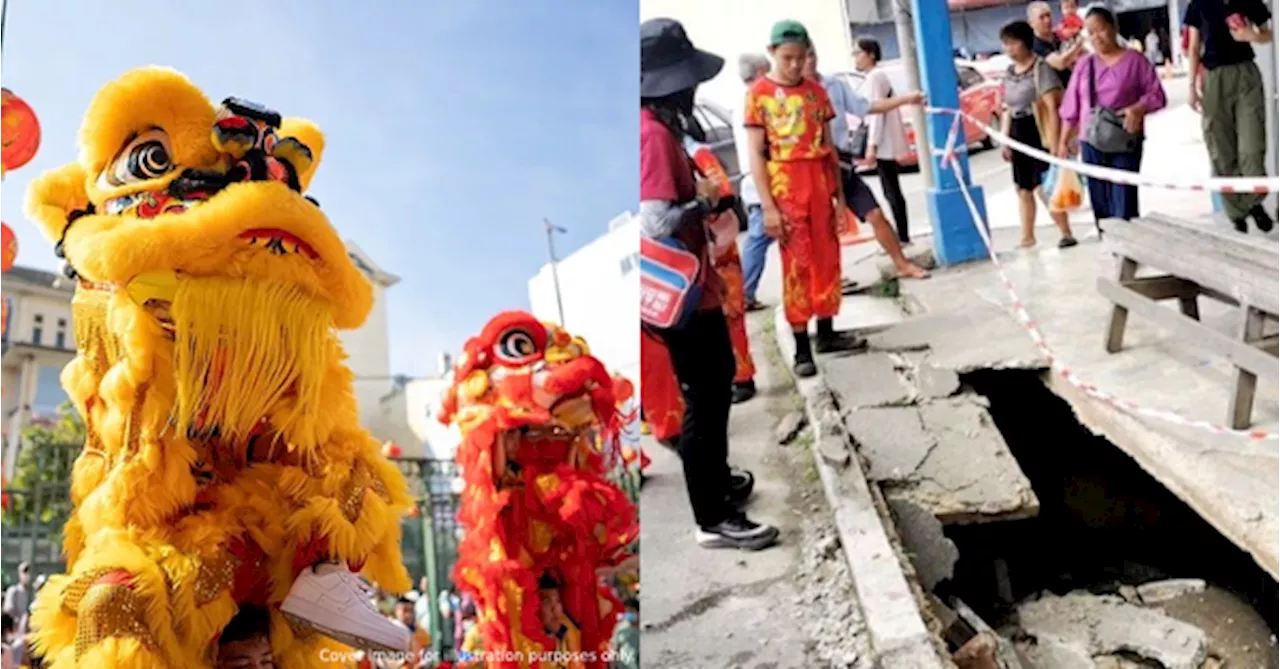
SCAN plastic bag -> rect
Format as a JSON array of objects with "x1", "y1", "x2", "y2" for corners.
[{"x1": 1046, "y1": 165, "x2": 1084, "y2": 212}]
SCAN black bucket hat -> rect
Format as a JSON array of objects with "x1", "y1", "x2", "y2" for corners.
[{"x1": 640, "y1": 18, "x2": 725, "y2": 99}]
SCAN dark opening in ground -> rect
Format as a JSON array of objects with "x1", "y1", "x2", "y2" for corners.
[{"x1": 937, "y1": 369, "x2": 1276, "y2": 637}]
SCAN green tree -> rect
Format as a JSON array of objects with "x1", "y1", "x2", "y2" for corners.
[{"x1": 3, "y1": 403, "x2": 84, "y2": 529}]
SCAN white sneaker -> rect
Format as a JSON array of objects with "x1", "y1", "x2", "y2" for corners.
[{"x1": 280, "y1": 562, "x2": 410, "y2": 652}]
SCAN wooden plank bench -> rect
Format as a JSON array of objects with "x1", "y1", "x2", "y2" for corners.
[{"x1": 1097, "y1": 214, "x2": 1279, "y2": 430}]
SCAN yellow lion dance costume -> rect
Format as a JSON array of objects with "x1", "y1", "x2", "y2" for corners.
[
  {"x1": 24, "y1": 67, "x2": 415, "y2": 668},
  {"x1": 440, "y1": 312, "x2": 639, "y2": 669}
]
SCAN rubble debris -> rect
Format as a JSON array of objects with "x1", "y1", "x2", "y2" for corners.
[
  {"x1": 886, "y1": 496, "x2": 958, "y2": 590},
  {"x1": 1154, "y1": 585, "x2": 1277, "y2": 669},
  {"x1": 1016, "y1": 592, "x2": 1208, "y2": 669},
  {"x1": 1135, "y1": 578, "x2": 1206, "y2": 604},
  {"x1": 952, "y1": 632, "x2": 1001, "y2": 669},
  {"x1": 774, "y1": 410, "x2": 807, "y2": 445},
  {"x1": 951, "y1": 598, "x2": 1025, "y2": 669}
]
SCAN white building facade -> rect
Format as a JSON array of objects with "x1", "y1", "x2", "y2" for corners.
[
  {"x1": 2, "y1": 267, "x2": 77, "y2": 476},
  {"x1": 339, "y1": 242, "x2": 402, "y2": 434},
  {"x1": 528, "y1": 212, "x2": 639, "y2": 386}
]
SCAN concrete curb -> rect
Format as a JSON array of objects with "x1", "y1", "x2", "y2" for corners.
[{"x1": 773, "y1": 309, "x2": 949, "y2": 669}]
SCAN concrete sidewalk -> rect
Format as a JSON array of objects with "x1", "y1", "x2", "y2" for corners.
[{"x1": 638, "y1": 312, "x2": 878, "y2": 669}]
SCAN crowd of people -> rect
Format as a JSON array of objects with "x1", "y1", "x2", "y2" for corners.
[
  {"x1": 1006, "y1": 0, "x2": 1271, "y2": 235},
  {"x1": 639, "y1": 15, "x2": 933, "y2": 552}
]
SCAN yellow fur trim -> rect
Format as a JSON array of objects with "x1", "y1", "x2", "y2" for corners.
[
  {"x1": 77, "y1": 67, "x2": 219, "y2": 204},
  {"x1": 23, "y1": 162, "x2": 91, "y2": 243},
  {"x1": 170, "y1": 276, "x2": 330, "y2": 443}
]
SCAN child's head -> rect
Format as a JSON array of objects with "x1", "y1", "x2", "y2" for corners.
[
  {"x1": 767, "y1": 20, "x2": 811, "y2": 84},
  {"x1": 394, "y1": 597, "x2": 416, "y2": 628},
  {"x1": 216, "y1": 607, "x2": 274, "y2": 669},
  {"x1": 537, "y1": 574, "x2": 566, "y2": 632}
]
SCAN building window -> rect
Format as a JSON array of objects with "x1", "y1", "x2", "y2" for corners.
[
  {"x1": 55, "y1": 318, "x2": 68, "y2": 349},
  {"x1": 32, "y1": 314, "x2": 43, "y2": 346},
  {"x1": 619, "y1": 252, "x2": 640, "y2": 276}
]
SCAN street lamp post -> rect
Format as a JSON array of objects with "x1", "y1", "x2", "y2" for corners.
[{"x1": 543, "y1": 219, "x2": 567, "y2": 327}]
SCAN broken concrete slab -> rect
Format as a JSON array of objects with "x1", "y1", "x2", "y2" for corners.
[
  {"x1": 824, "y1": 351, "x2": 916, "y2": 408},
  {"x1": 886, "y1": 497, "x2": 958, "y2": 590},
  {"x1": 866, "y1": 306, "x2": 1048, "y2": 372},
  {"x1": 916, "y1": 362, "x2": 961, "y2": 399},
  {"x1": 1017, "y1": 592, "x2": 1208, "y2": 669},
  {"x1": 774, "y1": 306, "x2": 948, "y2": 669},
  {"x1": 844, "y1": 407, "x2": 935, "y2": 482},
  {"x1": 841, "y1": 396, "x2": 1038, "y2": 524}
]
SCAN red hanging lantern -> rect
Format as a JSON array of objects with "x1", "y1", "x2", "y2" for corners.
[
  {"x1": 1, "y1": 89, "x2": 41, "y2": 174},
  {"x1": 1, "y1": 223, "x2": 16, "y2": 272},
  {"x1": 382, "y1": 441, "x2": 402, "y2": 458}
]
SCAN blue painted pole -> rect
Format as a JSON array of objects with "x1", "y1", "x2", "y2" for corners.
[{"x1": 910, "y1": 0, "x2": 989, "y2": 266}]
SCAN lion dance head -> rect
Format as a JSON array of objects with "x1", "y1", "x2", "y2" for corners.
[{"x1": 439, "y1": 312, "x2": 638, "y2": 668}]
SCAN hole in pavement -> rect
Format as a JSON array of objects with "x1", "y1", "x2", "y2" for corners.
[{"x1": 936, "y1": 369, "x2": 1276, "y2": 638}]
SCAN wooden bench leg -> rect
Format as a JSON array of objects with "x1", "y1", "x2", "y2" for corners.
[
  {"x1": 1178, "y1": 295, "x2": 1200, "y2": 321},
  {"x1": 1228, "y1": 305, "x2": 1267, "y2": 430},
  {"x1": 1105, "y1": 257, "x2": 1139, "y2": 353}
]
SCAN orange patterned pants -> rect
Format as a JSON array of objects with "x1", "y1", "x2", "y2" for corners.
[
  {"x1": 714, "y1": 244, "x2": 755, "y2": 384},
  {"x1": 772, "y1": 159, "x2": 842, "y2": 328},
  {"x1": 641, "y1": 328, "x2": 683, "y2": 442}
]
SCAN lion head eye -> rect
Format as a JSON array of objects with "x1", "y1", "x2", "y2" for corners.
[
  {"x1": 493, "y1": 326, "x2": 543, "y2": 366},
  {"x1": 99, "y1": 128, "x2": 174, "y2": 189}
]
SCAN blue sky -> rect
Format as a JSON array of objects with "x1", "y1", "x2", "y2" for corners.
[{"x1": 1, "y1": 0, "x2": 638, "y2": 378}]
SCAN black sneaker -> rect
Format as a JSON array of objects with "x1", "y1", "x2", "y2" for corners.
[
  {"x1": 696, "y1": 515, "x2": 780, "y2": 550},
  {"x1": 744, "y1": 297, "x2": 767, "y2": 312},
  {"x1": 841, "y1": 278, "x2": 860, "y2": 295},
  {"x1": 727, "y1": 467, "x2": 755, "y2": 506},
  {"x1": 658, "y1": 436, "x2": 679, "y2": 452},
  {"x1": 731, "y1": 380, "x2": 757, "y2": 404},
  {"x1": 794, "y1": 357, "x2": 817, "y2": 377},
  {"x1": 1232, "y1": 217, "x2": 1250, "y2": 233},
  {"x1": 815, "y1": 331, "x2": 868, "y2": 354},
  {"x1": 1058, "y1": 236, "x2": 1078, "y2": 249},
  {"x1": 1250, "y1": 205, "x2": 1274, "y2": 233}
]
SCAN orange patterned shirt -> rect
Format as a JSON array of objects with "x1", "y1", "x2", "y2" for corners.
[{"x1": 743, "y1": 76, "x2": 836, "y2": 162}]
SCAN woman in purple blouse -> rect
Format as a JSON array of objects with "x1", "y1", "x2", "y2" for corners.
[{"x1": 1056, "y1": 6, "x2": 1167, "y2": 225}]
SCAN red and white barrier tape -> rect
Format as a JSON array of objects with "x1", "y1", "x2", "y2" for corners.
[
  {"x1": 926, "y1": 106, "x2": 1280, "y2": 194},
  {"x1": 935, "y1": 143, "x2": 1277, "y2": 442}
]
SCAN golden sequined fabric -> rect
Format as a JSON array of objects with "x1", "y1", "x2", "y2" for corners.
[
  {"x1": 74, "y1": 584, "x2": 156, "y2": 661},
  {"x1": 192, "y1": 553, "x2": 240, "y2": 606},
  {"x1": 123, "y1": 383, "x2": 149, "y2": 459},
  {"x1": 59, "y1": 568, "x2": 115, "y2": 615},
  {"x1": 340, "y1": 461, "x2": 372, "y2": 522}
]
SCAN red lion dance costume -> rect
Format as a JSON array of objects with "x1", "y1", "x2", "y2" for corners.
[
  {"x1": 642, "y1": 139, "x2": 756, "y2": 443},
  {"x1": 440, "y1": 312, "x2": 639, "y2": 669}
]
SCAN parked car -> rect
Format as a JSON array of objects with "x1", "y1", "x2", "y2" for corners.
[{"x1": 833, "y1": 59, "x2": 1003, "y2": 170}]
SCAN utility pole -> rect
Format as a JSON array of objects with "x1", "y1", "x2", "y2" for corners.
[
  {"x1": 894, "y1": 0, "x2": 935, "y2": 188},
  {"x1": 543, "y1": 219, "x2": 567, "y2": 327}
]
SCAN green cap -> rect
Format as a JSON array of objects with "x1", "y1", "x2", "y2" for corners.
[{"x1": 769, "y1": 20, "x2": 810, "y2": 47}]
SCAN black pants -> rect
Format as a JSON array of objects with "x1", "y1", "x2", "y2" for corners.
[
  {"x1": 876, "y1": 159, "x2": 911, "y2": 243},
  {"x1": 656, "y1": 308, "x2": 736, "y2": 528}
]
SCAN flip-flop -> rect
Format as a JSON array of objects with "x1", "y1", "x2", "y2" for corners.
[{"x1": 896, "y1": 265, "x2": 931, "y2": 279}]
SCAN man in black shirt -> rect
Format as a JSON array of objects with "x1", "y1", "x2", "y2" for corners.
[
  {"x1": 1028, "y1": 1, "x2": 1082, "y2": 88},
  {"x1": 1185, "y1": 0, "x2": 1274, "y2": 233}
]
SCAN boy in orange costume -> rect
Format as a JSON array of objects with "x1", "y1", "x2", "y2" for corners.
[{"x1": 745, "y1": 20, "x2": 865, "y2": 378}]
